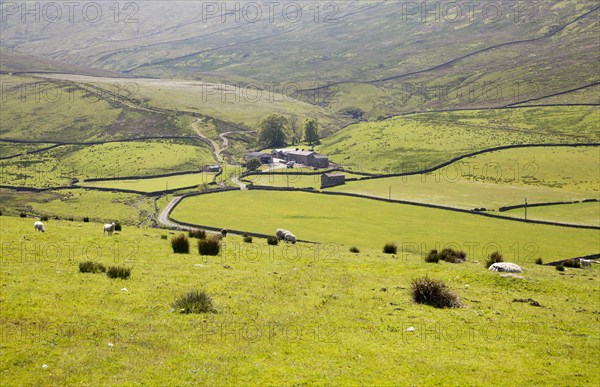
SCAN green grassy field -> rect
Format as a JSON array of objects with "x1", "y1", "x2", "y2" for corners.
[
  {"x1": 318, "y1": 107, "x2": 599, "y2": 173},
  {"x1": 328, "y1": 146, "x2": 599, "y2": 209},
  {"x1": 0, "y1": 140, "x2": 214, "y2": 188},
  {"x1": 80, "y1": 172, "x2": 217, "y2": 193},
  {"x1": 504, "y1": 202, "x2": 600, "y2": 227},
  {"x1": 41, "y1": 74, "x2": 347, "y2": 136},
  {"x1": 1, "y1": 215, "x2": 598, "y2": 385},
  {"x1": 0, "y1": 189, "x2": 155, "y2": 226},
  {"x1": 171, "y1": 190, "x2": 599, "y2": 262},
  {"x1": 0, "y1": 75, "x2": 195, "y2": 142},
  {"x1": 243, "y1": 170, "x2": 365, "y2": 189}
]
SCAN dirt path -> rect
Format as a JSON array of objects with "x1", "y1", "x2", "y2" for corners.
[
  {"x1": 191, "y1": 118, "x2": 222, "y2": 162},
  {"x1": 218, "y1": 130, "x2": 256, "y2": 154}
]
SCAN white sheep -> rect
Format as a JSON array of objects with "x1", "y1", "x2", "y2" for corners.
[
  {"x1": 33, "y1": 221, "x2": 45, "y2": 233},
  {"x1": 284, "y1": 232, "x2": 297, "y2": 244},
  {"x1": 581, "y1": 259, "x2": 592, "y2": 269},
  {"x1": 103, "y1": 222, "x2": 116, "y2": 236},
  {"x1": 276, "y1": 228, "x2": 288, "y2": 240},
  {"x1": 489, "y1": 262, "x2": 522, "y2": 273}
]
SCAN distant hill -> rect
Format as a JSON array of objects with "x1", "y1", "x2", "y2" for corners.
[
  {"x1": 1, "y1": 1, "x2": 598, "y2": 118},
  {"x1": 0, "y1": 48, "x2": 129, "y2": 78}
]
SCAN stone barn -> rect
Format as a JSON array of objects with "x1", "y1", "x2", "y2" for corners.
[
  {"x1": 321, "y1": 173, "x2": 345, "y2": 188},
  {"x1": 286, "y1": 150, "x2": 329, "y2": 168},
  {"x1": 244, "y1": 152, "x2": 272, "y2": 164}
]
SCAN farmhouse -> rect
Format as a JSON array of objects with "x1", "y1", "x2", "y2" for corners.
[
  {"x1": 244, "y1": 152, "x2": 272, "y2": 164},
  {"x1": 321, "y1": 173, "x2": 345, "y2": 188},
  {"x1": 286, "y1": 150, "x2": 329, "y2": 168}
]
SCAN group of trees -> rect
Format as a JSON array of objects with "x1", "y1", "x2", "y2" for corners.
[{"x1": 258, "y1": 114, "x2": 320, "y2": 148}]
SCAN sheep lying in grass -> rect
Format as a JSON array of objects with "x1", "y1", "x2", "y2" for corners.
[
  {"x1": 103, "y1": 222, "x2": 116, "y2": 236},
  {"x1": 488, "y1": 262, "x2": 522, "y2": 273},
  {"x1": 34, "y1": 221, "x2": 45, "y2": 233}
]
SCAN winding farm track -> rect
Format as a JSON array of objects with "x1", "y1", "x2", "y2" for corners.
[{"x1": 158, "y1": 196, "x2": 187, "y2": 229}]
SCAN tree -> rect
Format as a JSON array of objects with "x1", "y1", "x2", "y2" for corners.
[
  {"x1": 303, "y1": 117, "x2": 320, "y2": 145},
  {"x1": 245, "y1": 158, "x2": 261, "y2": 171},
  {"x1": 258, "y1": 114, "x2": 288, "y2": 147},
  {"x1": 289, "y1": 115, "x2": 301, "y2": 145}
]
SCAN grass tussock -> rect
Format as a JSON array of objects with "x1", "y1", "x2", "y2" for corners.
[
  {"x1": 424, "y1": 249, "x2": 440, "y2": 263},
  {"x1": 349, "y1": 246, "x2": 360, "y2": 253},
  {"x1": 79, "y1": 261, "x2": 106, "y2": 273},
  {"x1": 383, "y1": 243, "x2": 397, "y2": 254},
  {"x1": 485, "y1": 251, "x2": 504, "y2": 268},
  {"x1": 171, "y1": 234, "x2": 190, "y2": 254},
  {"x1": 243, "y1": 234, "x2": 253, "y2": 243},
  {"x1": 267, "y1": 236, "x2": 279, "y2": 246},
  {"x1": 438, "y1": 248, "x2": 467, "y2": 263},
  {"x1": 114, "y1": 223, "x2": 122, "y2": 232},
  {"x1": 556, "y1": 265, "x2": 565, "y2": 272},
  {"x1": 535, "y1": 257, "x2": 544, "y2": 265},
  {"x1": 198, "y1": 236, "x2": 221, "y2": 256},
  {"x1": 106, "y1": 266, "x2": 132, "y2": 280},
  {"x1": 411, "y1": 277, "x2": 463, "y2": 308},
  {"x1": 173, "y1": 291, "x2": 217, "y2": 314},
  {"x1": 188, "y1": 229, "x2": 206, "y2": 239}
]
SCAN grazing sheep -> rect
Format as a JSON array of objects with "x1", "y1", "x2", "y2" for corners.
[
  {"x1": 284, "y1": 232, "x2": 297, "y2": 244},
  {"x1": 276, "y1": 228, "x2": 288, "y2": 240},
  {"x1": 489, "y1": 262, "x2": 522, "y2": 273},
  {"x1": 33, "y1": 221, "x2": 45, "y2": 233},
  {"x1": 221, "y1": 229, "x2": 228, "y2": 237},
  {"x1": 103, "y1": 222, "x2": 116, "y2": 236}
]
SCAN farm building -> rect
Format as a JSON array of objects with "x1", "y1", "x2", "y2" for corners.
[
  {"x1": 244, "y1": 152, "x2": 273, "y2": 164},
  {"x1": 202, "y1": 165, "x2": 221, "y2": 173},
  {"x1": 286, "y1": 150, "x2": 329, "y2": 168},
  {"x1": 271, "y1": 149, "x2": 288, "y2": 160},
  {"x1": 321, "y1": 173, "x2": 345, "y2": 188}
]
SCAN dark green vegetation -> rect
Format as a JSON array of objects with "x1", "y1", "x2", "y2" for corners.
[
  {"x1": 171, "y1": 234, "x2": 190, "y2": 254},
  {"x1": 411, "y1": 277, "x2": 463, "y2": 309},
  {"x1": 486, "y1": 251, "x2": 505, "y2": 268},
  {"x1": 197, "y1": 236, "x2": 221, "y2": 256},
  {"x1": 79, "y1": 261, "x2": 106, "y2": 274},
  {"x1": 106, "y1": 266, "x2": 132, "y2": 280},
  {"x1": 172, "y1": 290, "x2": 217, "y2": 314}
]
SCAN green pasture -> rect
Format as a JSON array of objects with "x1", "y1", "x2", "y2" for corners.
[
  {"x1": 0, "y1": 189, "x2": 155, "y2": 226},
  {"x1": 318, "y1": 107, "x2": 599, "y2": 173},
  {"x1": 0, "y1": 74, "x2": 196, "y2": 142},
  {"x1": 0, "y1": 140, "x2": 213, "y2": 188},
  {"x1": 328, "y1": 146, "x2": 599, "y2": 209},
  {"x1": 40, "y1": 75, "x2": 347, "y2": 136},
  {"x1": 504, "y1": 201, "x2": 600, "y2": 227},
  {"x1": 0, "y1": 215, "x2": 598, "y2": 385},
  {"x1": 80, "y1": 172, "x2": 217, "y2": 193},
  {"x1": 171, "y1": 190, "x2": 599, "y2": 262}
]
